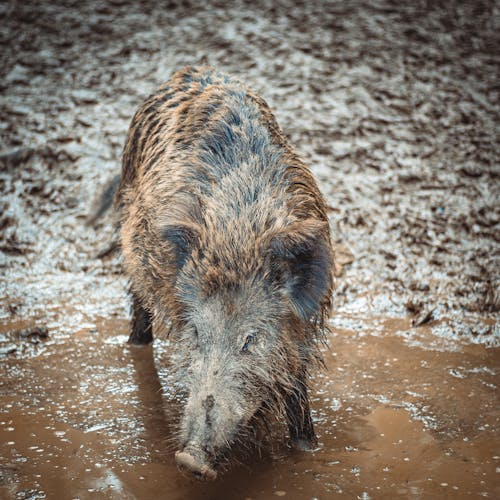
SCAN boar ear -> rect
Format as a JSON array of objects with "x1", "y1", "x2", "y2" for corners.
[
  {"x1": 269, "y1": 219, "x2": 332, "y2": 322},
  {"x1": 161, "y1": 223, "x2": 200, "y2": 269}
]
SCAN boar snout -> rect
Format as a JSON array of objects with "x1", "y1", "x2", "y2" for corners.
[{"x1": 175, "y1": 443, "x2": 218, "y2": 481}]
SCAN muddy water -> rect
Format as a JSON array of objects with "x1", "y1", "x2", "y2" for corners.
[{"x1": 1, "y1": 316, "x2": 498, "y2": 499}]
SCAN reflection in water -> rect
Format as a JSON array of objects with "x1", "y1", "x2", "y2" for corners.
[{"x1": 129, "y1": 344, "x2": 178, "y2": 463}]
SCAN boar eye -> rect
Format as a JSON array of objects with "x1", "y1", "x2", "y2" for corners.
[{"x1": 241, "y1": 334, "x2": 255, "y2": 354}]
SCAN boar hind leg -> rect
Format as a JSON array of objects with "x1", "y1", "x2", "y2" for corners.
[
  {"x1": 128, "y1": 296, "x2": 153, "y2": 345},
  {"x1": 285, "y1": 377, "x2": 317, "y2": 451}
]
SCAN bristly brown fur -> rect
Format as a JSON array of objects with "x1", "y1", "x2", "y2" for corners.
[
  {"x1": 117, "y1": 65, "x2": 333, "y2": 334},
  {"x1": 116, "y1": 66, "x2": 335, "y2": 475}
]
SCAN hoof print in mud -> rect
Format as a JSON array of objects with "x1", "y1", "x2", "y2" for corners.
[{"x1": 115, "y1": 66, "x2": 334, "y2": 478}]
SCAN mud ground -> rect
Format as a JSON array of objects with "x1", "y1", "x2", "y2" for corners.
[{"x1": 1, "y1": 0, "x2": 499, "y2": 498}]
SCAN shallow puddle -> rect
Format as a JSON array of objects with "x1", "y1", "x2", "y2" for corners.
[{"x1": 1, "y1": 317, "x2": 498, "y2": 499}]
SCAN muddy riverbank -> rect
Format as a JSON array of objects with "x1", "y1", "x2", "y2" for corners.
[{"x1": 1, "y1": 0, "x2": 499, "y2": 498}]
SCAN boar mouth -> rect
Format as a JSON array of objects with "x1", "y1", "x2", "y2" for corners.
[{"x1": 175, "y1": 443, "x2": 218, "y2": 481}]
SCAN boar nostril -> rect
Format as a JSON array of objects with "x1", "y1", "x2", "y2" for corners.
[{"x1": 203, "y1": 394, "x2": 215, "y2": 410}]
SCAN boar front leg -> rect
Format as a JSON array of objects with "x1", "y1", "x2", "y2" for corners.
[
  {"x1": 128, "y1": 295, "x2": 153, "y2": 345},
  {"x1": 285, "y1": 374, "x2": 317, "y2": 451}
]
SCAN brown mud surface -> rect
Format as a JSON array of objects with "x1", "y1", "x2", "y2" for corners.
[{"x1": 1, "y1": 1, "x2": 499, "y2": 498}]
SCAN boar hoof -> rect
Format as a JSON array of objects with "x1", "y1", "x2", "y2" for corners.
[
  {"x1": 175, "y1": 450, "x2": 217, "y2": 481},
  {"x1": 292, "y1": 436, "x2": 318, "y2": 452}
]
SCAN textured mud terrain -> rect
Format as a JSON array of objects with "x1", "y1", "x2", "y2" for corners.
[{"x1": 1, "y1": 0, "x2": 499, "y2": 498}]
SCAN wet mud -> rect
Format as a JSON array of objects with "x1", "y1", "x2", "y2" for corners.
[
  {"x1": 1, "y1": 0, "x2": 499, "y2": 498},
  {"x1": 1, "y1": 319, "x2": 499, "y2": 499}
]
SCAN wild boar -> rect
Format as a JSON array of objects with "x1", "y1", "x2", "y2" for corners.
[{"x1": 116, "y1": 66, "x2": 334, "y2": 480}]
